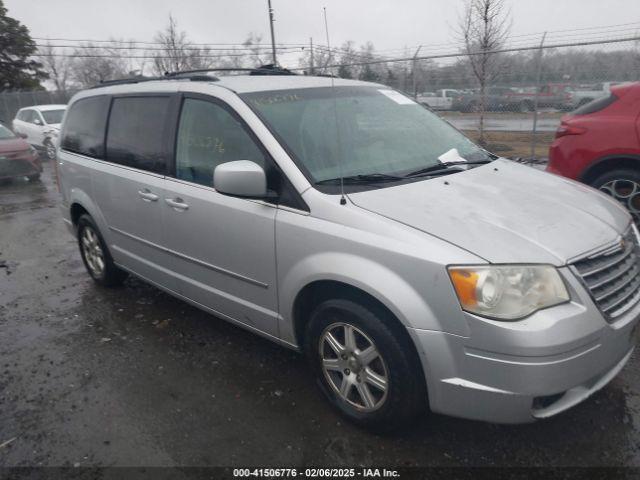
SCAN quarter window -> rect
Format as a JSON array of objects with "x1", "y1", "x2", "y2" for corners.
[
  {"x1": 175, "y1": 98, "x2": 265, "y2": 187},
  {"x1": 106, "y1": 96, "x2": 171, "y2": 174},
  {"x1": 61, "y1": 96, "x2": 110, "y2": 158}
]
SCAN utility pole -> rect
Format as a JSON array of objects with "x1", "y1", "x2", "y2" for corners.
[
  {"x1": 530, "y1": 32, "x2": 547, "y2": 160},
  {"x1": 267, "y1": 0, "x2": 277, "y2": 66},
  {"x1": 309, "y1": 37, "x2": 315, "y2": 74},
  {"x1": 412, "y1": 45, "x2": 423, "y2": 99}
]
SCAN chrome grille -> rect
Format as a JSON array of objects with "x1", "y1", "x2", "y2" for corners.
[{"x1": 572, "y1": 226, "x2": 640, "y2": 321}]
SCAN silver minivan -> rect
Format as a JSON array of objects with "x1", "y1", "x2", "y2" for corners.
[{"x1": 57, "y1": 72, "x2": 640, "y2": 430}]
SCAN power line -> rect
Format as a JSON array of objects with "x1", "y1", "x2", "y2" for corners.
[
  {"x1": 36, "y1": 43, "x2": 304, "y2": 53},
  {"x1": 31, "y1": 19, "x2": 640, "y2": 61},
  {"x1": 36, "y1": 50, "x2": 305, "y2": 60},
  {"x1": 32, "y1": 36, "x2": 307, "y2": 48},
  {"x1": 355, "y1": 21, "x2": 640, "y2": 57}
]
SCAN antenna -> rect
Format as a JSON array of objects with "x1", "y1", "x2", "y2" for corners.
[{"x1": 323, "y1": 7, "x2": 347, "y2": 206}]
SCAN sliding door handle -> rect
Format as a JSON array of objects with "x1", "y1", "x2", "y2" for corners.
[{"x1": 138, "y1": 189, "x2": 159, "y2": 202}]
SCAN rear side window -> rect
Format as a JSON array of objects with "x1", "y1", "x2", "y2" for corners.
[
  {"x1": 61, "y1": 97, "x2": 110, "y2": 158},
  {"x1": 573, "y1": 94, "x2": 618, "y2": 115},
  {"x1": 106, "y1": 97, "x2": 171, "y2": 174}
]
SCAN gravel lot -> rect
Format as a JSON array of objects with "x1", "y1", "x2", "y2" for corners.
[{"x1": 1, "y1": 163, "x2": 639, "y2": 468}]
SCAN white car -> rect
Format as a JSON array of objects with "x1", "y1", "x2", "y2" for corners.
[
  {"x1": 12, "y1": 105, "x2": 67, "y2": 160},
  {"x1": 416, "y1": 89, "x2": 460, "y2": 111}
]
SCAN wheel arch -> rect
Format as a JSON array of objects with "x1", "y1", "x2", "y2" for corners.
[
  {"x1": 68, "y1": 189, "x2": 111, "y2": 241},
  {"x1": 579, "y1": 154, "x2": 640, "y2": 185},
  {"x1": 280, "y1": 251, "x2": 445, "y2": 347},
  {"x1": 70, "y1": 202, "x2": 89, "y2": 227},
  {"x1": 291, "y1": 279, "x2": 427, "y2": 393},
  {"x1": 292, "y1": 280, "x2": 408, "y2": 349}
]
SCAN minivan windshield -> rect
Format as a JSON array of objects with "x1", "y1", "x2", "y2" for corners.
[
  {"x1": 241, "y1": 87, "x2": 492, "y2": 187},
  {"x1": 41, "y1": 109, "x2": 65, "y2": 125}
]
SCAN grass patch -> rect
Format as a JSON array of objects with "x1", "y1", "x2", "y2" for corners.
[{"x1": 462, "y1": 130, "x2": 556, "y2": 159}]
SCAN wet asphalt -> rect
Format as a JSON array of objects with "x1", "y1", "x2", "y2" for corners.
[{"x1": 0, "y1": 162, "x2": 639, "y2": 468}]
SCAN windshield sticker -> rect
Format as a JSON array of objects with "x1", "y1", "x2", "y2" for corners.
[
  {"x1": 378, "y1": 89, "x2": 416, "y2": 105},
  {"x1": 248, "y1": 93, "x2": 302, "y2": 106}
]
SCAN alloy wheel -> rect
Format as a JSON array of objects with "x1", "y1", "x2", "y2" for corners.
[
  {"x1": 600, "y1": 179, "x2": 640, "y2": 222},
  {"x1": 81, "y1": 227, "x2": 105, "y2": 277},
  {"x1": 319, "y1": 322, "x2": 389, "y2": 412}
]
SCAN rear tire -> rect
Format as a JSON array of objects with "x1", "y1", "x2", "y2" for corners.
[
  {"x1": 590, "y1": 168, "x2": 640, "y2": 222},
  {"x1": 77, "y1": 214, "x2": 127, "y2": 287},
  {"x1": 304, "y1": 298, "x2": 427, "y2": 431}
]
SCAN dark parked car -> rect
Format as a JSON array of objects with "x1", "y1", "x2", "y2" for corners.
[
  {"x1": 547, "y1": 82, "x2": 640, "y2": 221},
  {"x1": 0, "y1": 123, "x2": 42, "y2": 182},
  {"x1": 452, "y1": 87, "x2": 518, "y2": 112}
]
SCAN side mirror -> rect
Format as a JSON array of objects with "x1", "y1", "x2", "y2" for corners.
[
  {"x1": 16, "y1": 132, "x2": 27, "y2": 139},
  {"x1": 33, "y1": 119, "x2": 42, "y2": 126},
  {"x1": 214, "y1": 160, "x2": 271, "y2": 199}
]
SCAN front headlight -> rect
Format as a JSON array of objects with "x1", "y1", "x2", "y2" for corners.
[{"x1": 448, "y1": 265, "x2": 570, "y2": 320}]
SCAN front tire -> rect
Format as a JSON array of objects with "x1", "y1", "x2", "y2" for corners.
[
  {"x1": 77, "y1": 214, "x2": 127, "y2": 287},
  {"x1": 304, "y1": 298, "x2": 427, "y2": 431},
  {"x1": 591, "y1": 169, "x2": 640, "y2": 222}
]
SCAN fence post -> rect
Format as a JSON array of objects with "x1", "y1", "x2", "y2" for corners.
[{"x1": 530, "y1": 32, "x2": 547, "y2": 160}]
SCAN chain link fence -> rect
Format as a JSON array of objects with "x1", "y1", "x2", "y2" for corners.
[
  {"x1": 1, "y1": 37, "x2": 638, "y2": 162},
  {"x1": 0, "y1": 90, "x2": 79, "y2": 126}
]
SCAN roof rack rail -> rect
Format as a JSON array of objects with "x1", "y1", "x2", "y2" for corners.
[
  {"x1": 89, "y1": 76, "x2": 165, "y2": 89},
  {"x1": 164, "y1": 64, "x2": 297, "y2": 78},
  {"x1": 90, "y1": 64, "x2": 296, "y2": 89}
]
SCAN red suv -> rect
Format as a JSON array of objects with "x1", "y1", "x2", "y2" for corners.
[{"x1": 547, "y1": 82, "x2": 640, "y2": 221}]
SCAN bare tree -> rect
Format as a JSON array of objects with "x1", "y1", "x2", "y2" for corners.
[
  {"x1": 152, "y1": 15, "x2": 214, "y2": 75},
  {"x1": 458, "y1": 0, "x2": 511, "y2": 145},
  {"x1": 38, "y1": 42, "x2": 74, "y2": 93},
  {"x1": 241, "y1": 32, "x2": 273, "y2": 68},
  {"x1": 71, "y1": 43, "x2": 129, "y2": 87},
  {"x1": 335, "y1": 41, "x2": 358, "y2": 78}
]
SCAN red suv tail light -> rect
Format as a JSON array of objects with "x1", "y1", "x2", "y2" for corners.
[{"x1": 555, "y1": 123, "x2": 587, "y2": 139}]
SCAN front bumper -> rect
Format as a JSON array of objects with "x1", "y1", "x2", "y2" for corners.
[
  {"x1": 0, "y1": 152, "x2": 42, "y2": 180},
  {"x1": 409, "y1": 267, "x2": 639, "y2": 424}
]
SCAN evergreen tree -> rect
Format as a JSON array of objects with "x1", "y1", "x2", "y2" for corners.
[{"x1": 0, "y1": 0, "x2": 47, "y2": 90}]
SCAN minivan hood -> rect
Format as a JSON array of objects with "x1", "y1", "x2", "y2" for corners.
[{"x1": 349, "y1": 159, "x2": 631, "y2": 265}]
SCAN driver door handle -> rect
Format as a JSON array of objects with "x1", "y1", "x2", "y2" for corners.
[{"x1": 165, "y1": 197, "x2": 189, "y2": 211}]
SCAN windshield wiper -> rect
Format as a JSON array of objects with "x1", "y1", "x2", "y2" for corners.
[
  {"x1": 315, "y1": 173, "x2": 404, "y2": 185},
  {"x1": 404, "y1": 160, "x2": 492, "y2": 178}
]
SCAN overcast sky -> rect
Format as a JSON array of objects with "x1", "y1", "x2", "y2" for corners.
[{"x1": 6, "y1": 0, "x2": 640, "y2": 65}]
